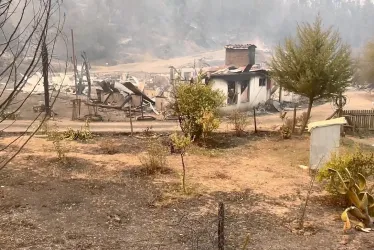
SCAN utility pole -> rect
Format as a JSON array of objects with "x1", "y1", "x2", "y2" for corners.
[
  {"x1": 71, "y1": 29, "x2": 78, "y2": 98},
  {"x1": 140, "y1": 91, "x2": 144, "y2": 119},
  {"x1": 169, "y1": 66, "x2": 174, "y2": 85}
]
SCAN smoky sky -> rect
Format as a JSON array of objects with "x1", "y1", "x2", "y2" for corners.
[{"x1": 57, "y1": 0, "x2": 374, "y2": 61}]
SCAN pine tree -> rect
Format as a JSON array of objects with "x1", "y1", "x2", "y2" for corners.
[{"x1": 270, "y1": 16, "x2": 353, "y2": 134}]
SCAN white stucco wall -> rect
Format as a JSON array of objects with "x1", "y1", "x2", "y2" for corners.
[
  {"x1": 211, "y1": 79, "x2": 228, "y2": 105},
  {"x1": 249, "y1": 76, "x2": 269, "y2": 107},
  {"x1": 212, "y1": 76, "x2": 270, "y2": 113},
  {"x1": 180, "y1": 68, "x2": 195, "y2": 80},
  {"x1": 310, "y1": 124, "x2": 341, "y2": 169}
]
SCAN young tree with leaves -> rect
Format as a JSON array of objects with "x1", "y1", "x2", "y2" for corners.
[
  {"x1": 170, "y1": 77, "x2": 224, "y2": 140},
  {"x1": 170, "y1": 133, "x2": 192, "y2": 193},
  {"x1": 270, "y1": 16, "x2": 353, "y2": 134}
]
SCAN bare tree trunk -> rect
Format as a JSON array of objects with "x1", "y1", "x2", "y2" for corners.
[
  {"x1": 292, "y1": 104, "x2": 297, "y2": 133},
  {"x1": 338, "y1": 93, "x2": 343, "y2": 117},
  {"x1": 299, "y1": 98, "x2": 313, "y2": 135},
  {"x1": 42, "y1": 38, "x2": 50, "y2": 117},
  {"x1": 71, "y1": 29, "x2": 78, "y2": 98}
]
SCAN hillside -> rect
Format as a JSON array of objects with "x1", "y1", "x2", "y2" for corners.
[
  {"x1": 61, "y1": 0, "x2": 374, "y2": 64},
  {"x1": 91, "y1": 49, "x2": 272, "y2": 74}
]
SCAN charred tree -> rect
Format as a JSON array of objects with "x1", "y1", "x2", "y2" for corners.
[{"x1": 42, "y1": 37, "x2": 50, "y2": 117}]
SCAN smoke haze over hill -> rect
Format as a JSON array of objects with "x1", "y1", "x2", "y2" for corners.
[{"x1": 60, "y1": 0, "x2": 374, "y2": 63}]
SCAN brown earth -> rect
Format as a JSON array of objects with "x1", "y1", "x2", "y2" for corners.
[{"x1": 0, "y1": 132, "x2": 373, "y2": 249}]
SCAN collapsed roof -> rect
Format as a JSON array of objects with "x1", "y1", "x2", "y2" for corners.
[
  {"x1": 96, "y1": 81, "x2": 155, "y2": 105},
  {"x1": 208, "y1": 63, "x2": 269, "y2": 77},
  {"x1": 224, "y1": 44, "x2": 257, "y2": 49}
]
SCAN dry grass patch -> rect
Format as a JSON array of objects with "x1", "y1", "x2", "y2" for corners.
[
  {"x1": 139, "y1": 140, "x2": 170, "y2": 175},
  {"x1": 98, "y1": 139, "x2": 121, "y2": 155}
]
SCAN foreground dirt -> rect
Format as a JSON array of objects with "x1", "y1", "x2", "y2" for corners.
[{"x1": 0, "y1": 132, "x2": 373, "y2": 249}]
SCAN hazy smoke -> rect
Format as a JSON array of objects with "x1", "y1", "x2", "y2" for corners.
[{"x1": 60, "y1": 0, "x2": 374, "y2": 62}]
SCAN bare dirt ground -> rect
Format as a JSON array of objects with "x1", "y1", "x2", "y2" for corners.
[{"x1": 0, "y1": 131, "x2": 373, "y2": 249}]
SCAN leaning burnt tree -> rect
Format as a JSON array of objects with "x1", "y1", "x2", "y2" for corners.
[{"x1": 0, "y1": 0, "x2": 67, "y2": 170}]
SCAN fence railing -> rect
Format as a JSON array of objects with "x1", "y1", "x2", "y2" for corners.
[{"x1": 342, "y1": 110, "x2": 374, "y2": 130}]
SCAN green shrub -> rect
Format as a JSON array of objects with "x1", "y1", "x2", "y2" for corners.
[
  {"x1": 63, "y1": 120, "x2": 92, "y2": 141},
  {"x1": 171, "y1": 133, "x2": 193, "y2": 193},
  {"x1": 198, "y1": 111, "x2": 220, "y2": 139},
  {"x1": 329, "y1": 168, "x2": 374, "y2": 231},
  {"x1": 47, "y1": 123, "x2": 69, "y2": 162},
  {"x1": 63, "y1": 127, "x2": 92, "y2": 141},
  {"x1": 170, "y1": 79, "x2": 225, "y2": 139},
  {"x1": 280, "y1": 118, "x2": 293, "y2": 139},
  {"x1": 229, "y1": 111, "x2": 250, "y2": 136},
  {"x1": 317, "y1": 148, "x2": 374, "y2": 194},
  {"x1": 139, "y1": 140, "x2": 168, "y2": 175},
  {"x1": 297, "y1": 112, "x2": 311, "y2": 128}
]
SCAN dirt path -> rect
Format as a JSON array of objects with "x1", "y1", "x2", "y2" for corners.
[
  {"x1": 0, "y1": 120, "x2": 181, "y2": 133},
  {"x1": 1, "y1": 90, "x2": 373, "y2": 133}
]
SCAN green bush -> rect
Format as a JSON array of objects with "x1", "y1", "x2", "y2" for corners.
[
  {"x1": 47, "y1": 123, "x2": 69, "y2": 162},
  {"x1": 63, "y1": 127, "x2": 92, "y2": 141},
  {"x1": 280, "y1": 118, "x2": 293, "y2": 139},
  {"x1": 317, "y1": 148, "x2": 374, "y2": 194},
  {"x1": 170, "y1": 79, "x2": 224, "y2": 139},
  {"x1": 63, "y1": 120, "x2": 92, "y2": 142},
  {"x1": 229, "y1": 111, "x2": 250, "y2": 136},
  {"x1": 139, "y1": 140, "x2": 168, "y2": 175},
  {"x1": 171, "y1": 133, "x2": 193, "y2": 193}
]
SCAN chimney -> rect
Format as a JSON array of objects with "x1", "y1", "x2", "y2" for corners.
[
  {"x1": 169, "y1": 66, "x2": 174, "y2": 84},
  {"x1": 248, "y1": 45, "x2": 256, "y2": 68},
  {"x1": 225, "y1": 44, "x2": 257, "y2": 68}
]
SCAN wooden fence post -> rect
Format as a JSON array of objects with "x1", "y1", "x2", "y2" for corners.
[
  {"x1": 218, "y1": 202, "x2": 225, "y2": 250},
  {"x1": 292, "y1": 104, "x2": 297, "y2": 133},
  {"x1": 129, "y1": 100, "x2": 133, "y2": 137},
  {"x1": 71, "y1": 100, "x2": 76, "y2": 121},
  {"x1": 78, "y1": 98, "x2": 81, "y2": 119},
  {"x1": 253, "y1": 108, "x2": 257, "y2": 134}
]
